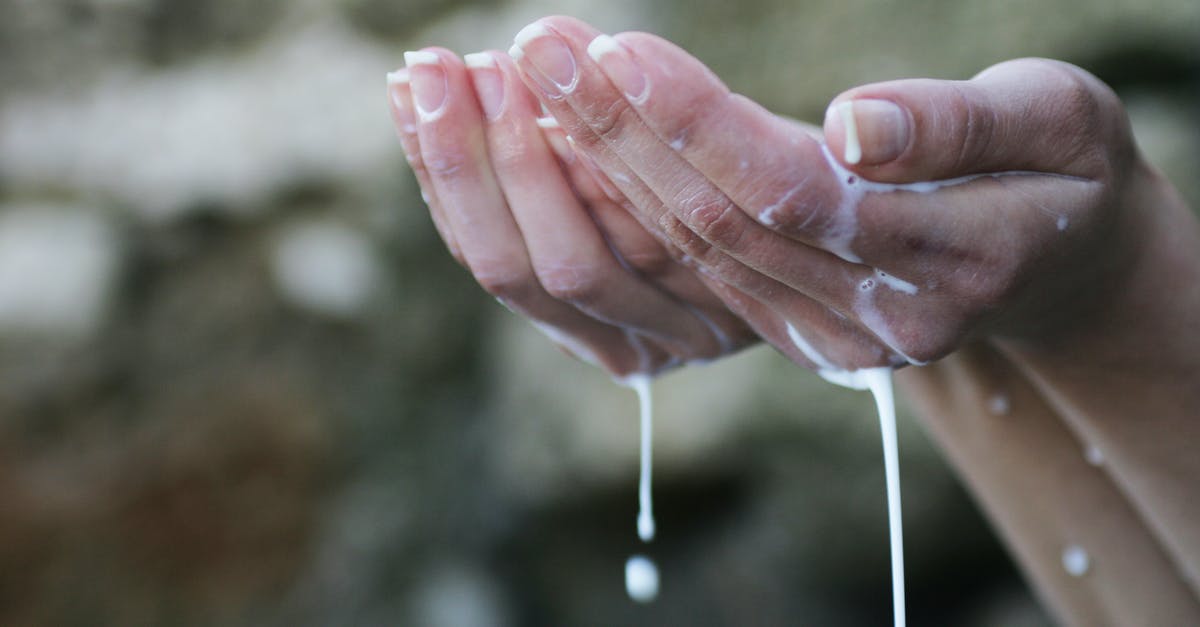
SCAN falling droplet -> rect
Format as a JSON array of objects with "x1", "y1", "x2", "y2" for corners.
[{"x1": 625, "y1": 555, "x2": 659, "y2": 603}]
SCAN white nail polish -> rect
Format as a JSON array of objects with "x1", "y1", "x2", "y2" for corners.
[
  {"x1": 536, "y1": 116, "x2": 560, "y2": 129},
  {"x1": 508, "y1": 44, "x2": 524, "y2": 62},
  {"x1": 403, "y1": 50, "x2": 440, "y2": 67},
  {"x1": 837, "y1": 101, "x2": 862, "y2": 165},
  {"x1": 386, "y1": 69, "x2": 410, "y2": 85},
  {"x1": 463, "y1": 52, "x2": 496, "y2": 69},
  {"x1": 514, "y1": 21, "x2": 550, "y2": 48},
  {"x1": 586, "y1": 34, "x2": 622, "y2": 63}
]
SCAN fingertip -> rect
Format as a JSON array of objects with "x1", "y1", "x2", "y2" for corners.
[
  {"x1": 823, "y1": 98, "x2": 912, "y2": 168},
  {"x1": 464, "y1": 51, "x2": 505, "y2": 120},
  {"x1": 463, "y1": 51, "x2": 496, "y2": 70}
]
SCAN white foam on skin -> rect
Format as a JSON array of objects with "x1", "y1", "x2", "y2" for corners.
[
  {"x1": 785, "y1": 324, "x2": 906, "y2": 627},
  {"x1": 818, "y1": 144, "x2": 992, "y2": 264},
  {"x1": 874, "y1": 268, "x2": 918, "y2": 295},
  {"x1": 854, "y1": 278, "x2": 928, "y2": 366},
  {"x1": 758, "y1": 181, "x2": 807, "y2": 228},
  {"x1": 817, "y1": 142, "x2": 1047, "y2": 265}
]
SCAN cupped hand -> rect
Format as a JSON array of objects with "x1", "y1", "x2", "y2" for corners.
[
  {"x1": 385, "y1": 48, "x2": 756, "y2": 378},
  {"x1": 505, "y1": 16, "x2": 1143, "y2": 373}
]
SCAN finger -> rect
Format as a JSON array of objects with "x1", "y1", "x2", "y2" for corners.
[
  {"x1": 510, "y1": 18, "x2": 869, "y2": 315},
  {"x1": 562, "y1": 151, "x2": 758, "y2": 354},
  {"x1": 385, "y1": 68, "x2": 463, "y2": 266},
  {"x1": 543, "y1": 24, "x2": 856, "y2": 252},
  {"x1": 823, "y1": 58, "x2": 1123, "y2": 182},
  {"x1": 404, "y1": 47, "x2": 646, "y2": 375},
  {"x1": 542, "y1": 94, "x2": 757, "y2": 356},
  {"x1": 465, "y1": 50, "x2": 726, "y2": 361}
]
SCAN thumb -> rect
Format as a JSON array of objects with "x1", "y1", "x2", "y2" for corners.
[{"x1": 822, "y1": 58, "x2": 1125, "y2": 182}]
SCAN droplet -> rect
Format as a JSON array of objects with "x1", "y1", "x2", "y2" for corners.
[
  {"x1": 1062, "y1": 545, "x2": 1090, "y2": 577},
  {"x1": 988, "y1": 393, "x2": 1010, "y2": 416},
  {"x1": 1085, "y1": 445, "x2": 1104, "y2": 467},
  {"x1": 625, "y1": 555, "x2": 659, "y2": 603}
]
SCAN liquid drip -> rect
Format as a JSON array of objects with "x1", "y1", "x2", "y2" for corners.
[
  {"x1": 864, "y1": 368, "x2": 907, "y2": 627},
  {"x1": 621, "y1": 374, "x2": 658, "y2": 603},
  {"x1": 625, "y1": 555, "x2": 659, "y2": 603},
  {"x1": 818, "y1": 141, "x2": 1030, "y2": 265},
  {"x1": 1062, "y1": 545, "x2": 1090, "y2": 577},
  {"x1": 787, "y1": 325, "x2": 906, "y2": 627},
  {"x1": 837, "y1": 101, "x2": 863, "y2": 165}
]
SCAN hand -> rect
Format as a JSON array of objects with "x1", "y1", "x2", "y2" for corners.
[
  {"x1": 385, "y1": 49, "x2": 756, "y2": 378},
  {"x1": 506, "y1": 17, "x2": 1144, "y2": 373}
]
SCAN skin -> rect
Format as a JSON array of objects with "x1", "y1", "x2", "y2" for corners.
[{"x1": 387, "y1": 16, "x2": 1200, "y2": 625}]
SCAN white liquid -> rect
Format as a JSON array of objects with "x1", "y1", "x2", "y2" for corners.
[
  {"x1": 988, "y1": 393, "x2": 1011, "y2": 416},
  {"x1": 837, "y1": 101, "x2": 863, "y2": 165},
  {"x1": 864, "y1": 368, "x2": 906, "y2": 627},
  {"x1": 786, "y1": 324, "x2": 906, "y2": 627},
  {"x1": 1062, "y1": 545, "x2": 1090, "y2": 577},
  {"x1": 621, "y1": 374, "x2": 659, "y2": 603},
  {"x1": 627, "y1": 374, "x2": 656, "y2": 541},
  {"x1": 625, "y1": 554, "x2": 659, "y2": 603}
]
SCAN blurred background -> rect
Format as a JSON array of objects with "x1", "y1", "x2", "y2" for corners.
[{"x1": 0, "y1": 0, "x2": 1196, "y2": 625}]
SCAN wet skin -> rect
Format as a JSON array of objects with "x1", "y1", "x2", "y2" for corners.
[{"x1": 387, "y1": 16, "x2": 1200, "y2": 625}]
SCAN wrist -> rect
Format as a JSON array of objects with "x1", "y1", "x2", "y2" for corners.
[{"x1": 998, "y1": 159, "x2": 1200, "y2": 384}]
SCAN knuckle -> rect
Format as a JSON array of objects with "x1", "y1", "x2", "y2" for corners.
[
  {"x1": 422, "y1": 147, "x2": 471, "y2": 179},
  {"x1": 661, "y1": 213, "x2": 712, "y2": 259},
  {"x1": 537, "y1": 264, "x2": 606, "y2": 306},
  {"x1": 949, "y1": 83, "x2": 993, "y2": 173},
  {"x1": 585, "y1": 97, "x2": 637, "y2": 145},
  {"x1": 679, "y1": 190, "x2": 744, "y2": 249},
  {"x1": 488, "y1": 135, "x2": 537, "y2": 172},
  {"x1": 475, "y1": 266, "x2": 534, "y2": 301},
  {"x1": 619, "y1": 246, "x2": 676, "y2": 280}
]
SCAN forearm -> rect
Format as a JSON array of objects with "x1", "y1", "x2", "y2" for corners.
[
  {"x1": 900, "y1": 343, "x2": 1200, "y2": 625},
  {"x1": 901, "y1": 166, "x2": 1200, "y2": 623},
  {"x1": 997, "y1": 162, "x2": 1200, "y2": 591}
]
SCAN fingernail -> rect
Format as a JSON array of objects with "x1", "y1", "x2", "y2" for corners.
[
  {"x1": 513, "y1": 21, "x2": 577, "y2": 94},
  {"x1": 830, "y1": 99, "x2": 910, "y2": 165},
  {"x1": 404, "y1": 50, "x2": 447, "y2": 120},
  {"x1": 465, "y1": 52, "x2": 505, "y2": 120},
  {"x1": 385, "y1": 69, "x2": 417, "y2": 136},
  {"x1": 587, "y1": 35, "x2": 647, "y2": 103}
]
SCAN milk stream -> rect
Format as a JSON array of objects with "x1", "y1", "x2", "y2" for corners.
[
  {"x1": 786, "y1": 323, "x2": 906, "y2": 627},
  {"x1": 864, "y1": 369, "x2": 906, "y2": 627},
  {"x1": 621, "y1": 374, "x2": 659, "y2": 603}
]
